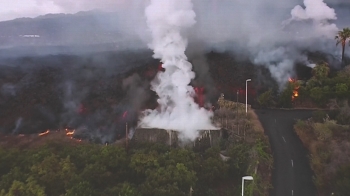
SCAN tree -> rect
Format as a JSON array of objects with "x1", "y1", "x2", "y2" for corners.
[
  {"x1": 140, "y1": 164, "x2": 197, "y2": 196},
  {"x1": 335, "y1": 83, "x2": 349, "y2": 98},
  {"x1": 3, "y1": 177, "x2": 45, "y2": 196},
  {"x1": 114, "y1": 182, "x2": 140, "y2": 196},
  {"x1": 227, "y1": 143, "x2": 250, "y2": 180},
  {"x1": 30, "y1": 155, "x2": 77, "y2": 196},
  {"x1": 311, "y1": 62, "x2": 330, "y2": 82},
  {"x1": 310, "y1": 87, "x2": 324, "y2": 104},
  {"x1": 278, "y1": 83, "x2": 293, "y2": 108},
  {"x1": 332, "y1": 165, "x2": 350, "y2": 195},
  {"x1": 257, "y1": 89, "x2": 274, "y2": 108},
  {"x1": 130, "y1": 151, "x2": 160, "y2": 174},
  {"x1": 0, "y1": 167, "x2": 28, "y2": 193},
  {"x1": 335, "y1": 28, "x2": 350, "y2": 63},
  {"x1": 65, "y1": 181, "x2": 96, "y2": 196},
  {"x1": 80, "y1": 163, "x2": 110, "y2": 189}
]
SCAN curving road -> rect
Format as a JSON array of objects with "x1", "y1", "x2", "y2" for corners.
[{"x1": 256, "y1": 109, "x2": 317, "y2": 196}]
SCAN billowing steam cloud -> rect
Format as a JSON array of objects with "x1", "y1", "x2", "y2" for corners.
[{"x1": 139, "y1": 0, "x2": 216, "y2": 141}]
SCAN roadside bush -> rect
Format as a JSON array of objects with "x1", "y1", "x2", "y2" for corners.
[
  {"x1": 312, "y1": 111, "x2": 327, "y2": 123},
  {"x1": 313, "y1": 123, "x2": 332, "y2": 141},
  {"x1": 336, "y1": 105, "x2": 350, "y2": 125},
  {"x1": 294, "y1": 120, "x2": 314, "y2": 144},
  {"x1": 332, "y1": 165, "x2": 350, "y2": 196},
  {"x1": 295, "y1": 120, "x2": 307, "y2": 129},
  {"x1": 327, "y1": 109, "x2": 340, "y2": 120}
]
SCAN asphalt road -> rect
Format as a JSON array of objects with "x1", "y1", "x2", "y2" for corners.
[{"x1": 256, "y1": 109, "x2": 317, "y2": 196}]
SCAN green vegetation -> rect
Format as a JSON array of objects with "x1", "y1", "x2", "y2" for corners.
[
  {"x1": 257, "y1": 63, "x2": 350, "y2": 108},
  {"x1": 294, "y1": 108, "x2": 350, "y2": 196},
  {"x1": 254, "y1": 36, "x2": 350, "y2": 194},
  {"x1": 0, "y1": 130, "x2": 272, "y2": 196},
  {"x1": 214, "y1": 104, "x2": 273, "y2": 195},
  {"x1": 257, "y1": 89, "x2": 274, "y2": 108},
  {"x1": 335, "y1": 28, "x2": 350, "y2": 63}
]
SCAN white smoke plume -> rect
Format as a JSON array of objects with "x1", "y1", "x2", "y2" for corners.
[
  {"x1": 284, "y1": 0, "x2": 339, "y2": 39},
  {"x1": 291, "y1": 0, "x2": 337, "y2": 21},
  {"x1": 139, "y1": 0, "x2": 216, "y2": 141},
  {"x1": 248, "y1": 0, "x2": 340, "y2": 87}
]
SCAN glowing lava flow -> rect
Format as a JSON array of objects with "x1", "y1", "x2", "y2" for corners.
[
  {"x1": 288, "y1": 78, "x2": 300, "y2": 101},
  {"x1": 66, "y1": 129, "x2": 75, "y2": 136},
  {"x1": 65, "y1": 129, "x2": 82, "y2": 142},
  {"x1": 194, "y1": 87, "x2": 205, "y2": 107},
  {"x1": 38, "y1": 130, "x2": 50, "y2": 136}
]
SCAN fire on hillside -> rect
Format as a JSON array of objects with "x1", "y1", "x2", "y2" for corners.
[
  {"x1": 38, "y1": 130, "x2": 50, "y2": 136},
  {"x1": 288, "y1": 78, "x2": 300, "y2": 101},
  {"x1": 37, "y1": 129, "x2": 83, "y2": 142}
]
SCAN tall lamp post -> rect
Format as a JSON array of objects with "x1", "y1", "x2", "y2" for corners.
[
  {"x1": 246, "y1": 79, "x2": 251, "y2": 114},
  {"x1": 242, "y1": 176, "x2": 253, "y2": 196},
  {"x1": 237, "y1": 90, "x2": 239, "y2": 133}
]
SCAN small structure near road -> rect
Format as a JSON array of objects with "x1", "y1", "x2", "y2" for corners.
[{"x1": 130, "y1": 128, "x2": 224, "y2": 148}]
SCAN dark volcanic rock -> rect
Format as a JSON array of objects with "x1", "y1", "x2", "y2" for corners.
[{"x1": 0, "y1": 49, "x2": 276, "y2": 143}]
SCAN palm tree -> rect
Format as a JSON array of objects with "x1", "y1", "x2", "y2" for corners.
[{"x1": 335, "y1": 28, "x2": 350, "y2": 63}]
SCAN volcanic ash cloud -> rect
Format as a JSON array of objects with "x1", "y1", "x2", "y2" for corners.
[{"x1": 139, "y1": 0, "x2": 216, "y2": 141}]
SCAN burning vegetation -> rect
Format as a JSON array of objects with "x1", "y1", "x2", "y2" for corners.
[
  {"x1": 288, "y1": 77, "x2": 300, "y2": 101},
  {"x1": 36, "y1": 128, "x2": 82, "y2": 142},
  {"x1": 38, "y1": 130, "x2": 50, "y2": 136}
]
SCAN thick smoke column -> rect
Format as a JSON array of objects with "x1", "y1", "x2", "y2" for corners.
[
  {"x1": 253, "y1": 0, "x2": 340, "y2": 89},
  {"x1": 139, "y1": 0, "x2": 216, "y2": 141}
]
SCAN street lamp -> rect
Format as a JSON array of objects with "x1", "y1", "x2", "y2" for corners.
[
  {"x1": 242, "y1": 176, "x2": 253, "y2": 196},
  {"x1": 246, "y1": 79, "x2": 251, "y2": 114}
]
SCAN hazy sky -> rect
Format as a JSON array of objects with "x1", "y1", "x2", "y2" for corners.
[
  {"x1": 0, "y1": 0, "x2": 128, "y2": 21},
  {"x1": 0, "y1": 0, "x2": 348, "y2": 21}
]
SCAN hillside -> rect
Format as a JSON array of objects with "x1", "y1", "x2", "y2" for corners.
[{"x1": 0, "y1": 10, "x2": 139, "y2": 48}]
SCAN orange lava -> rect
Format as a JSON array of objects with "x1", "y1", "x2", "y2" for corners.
[
  {"x1": 69, "y1": 136, "x2": 81, "y2": 142},
  {"x1": 66, "y1": 129, "x2": 75, "y2": 136},
  {"x1": 38, "y1": 130, "x2": 50, "y2": 136}
]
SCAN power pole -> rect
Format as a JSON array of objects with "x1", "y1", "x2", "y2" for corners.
[
  {"x1": 126, "y1": 122, "x2": 128, "y2": 149},
  {"x1": 237, "y1": 90, "x2": 239, "y2": 135}
]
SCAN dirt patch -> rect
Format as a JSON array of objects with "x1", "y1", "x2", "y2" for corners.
[{"x1": 249, "y1": 110, "x2": 264, "y2": 133}]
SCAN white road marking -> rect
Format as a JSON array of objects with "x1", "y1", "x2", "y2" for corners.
[
  {"x1": 291, "y1": 160, "x2": 294, "y2": 167},
  {"x1": 282, "y1": 136, "x2": 286, "y2": 143},
  {"x1": 292, "y1": 189, "x2": 294, "y2": 195}
]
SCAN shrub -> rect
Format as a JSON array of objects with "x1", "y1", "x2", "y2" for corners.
[
  {"x1": 332, "y1": 164, "x2": 350, "y2": 196},
  {"x1": 312, "y1": 111, "x2": 327, "y2": 123},
  {"x1": 294, "y1": 120, "x2": 310, "y2": 133},
  {"x1": 257, "y1": 89, "x2": 274, "y2": 108},
  {"x1": 313, "y1": 123, "x2": 333, "y2": 141},
  {"x1": 336, "y1": 114, "x2": 350, "y2": 126}
]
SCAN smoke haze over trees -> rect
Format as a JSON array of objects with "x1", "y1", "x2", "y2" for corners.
[{"x1": 1, "y1": 0, "x2": 349, "y2": 86}]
